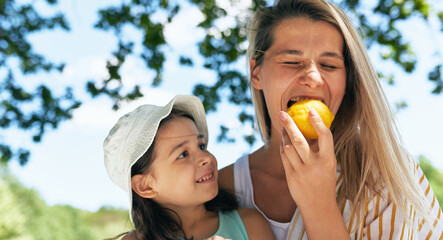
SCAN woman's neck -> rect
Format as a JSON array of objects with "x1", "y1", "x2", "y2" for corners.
[
  {"x1": 252, "y1": 129, "x2": 319, "y2": 176},
  {"x1": 251, "y1": 133, "x2": 286, "y2": 177}
]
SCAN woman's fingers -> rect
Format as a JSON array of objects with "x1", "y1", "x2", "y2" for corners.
[
  {"x1": 308, "y1": 109, "x2": 334, "y2": 156},
  {"x1": 278, "y1": 111, "x2": 310, "y2": 161},
  {"x1": 280, "y1": 143, "x2": 295, "y2": 175},
  {"x1": 281, "y1": 127, "x2": 303, "y2": 168}
]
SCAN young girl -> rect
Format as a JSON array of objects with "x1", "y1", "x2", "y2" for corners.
[
  {"x1": 219, "y1": 0, "x2": 443, "y2": 239},
  {"x1": 104, "y1": 95, "x2": 274, "y2": 240}
]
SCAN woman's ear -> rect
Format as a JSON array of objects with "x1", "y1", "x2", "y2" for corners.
[
  {"x1": 250, "y1": 58, "x2": 263, "y2": 90},
  {"x1": 131, "y1": 174, "x2": 157, "y2": 198}
]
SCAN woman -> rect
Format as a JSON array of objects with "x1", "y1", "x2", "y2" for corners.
[{"x1": 219, "y1": 0, "x2": 443, "y2": 239}]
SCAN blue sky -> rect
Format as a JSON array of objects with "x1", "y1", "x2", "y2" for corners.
[{"x1": 5, "y1": 0, "x2": 443, "y2": 212}]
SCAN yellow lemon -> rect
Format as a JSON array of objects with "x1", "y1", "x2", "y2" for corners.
[{"x1": 286, "y1": 99, "x2": 335, "y2": 139}]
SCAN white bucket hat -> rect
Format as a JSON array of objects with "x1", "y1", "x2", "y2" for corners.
[{"x1": 103, "y1": 95, "x2": 208, "y2": 224}]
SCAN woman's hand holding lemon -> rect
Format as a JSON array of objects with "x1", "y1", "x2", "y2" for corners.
[
  {"x1": 278, "y1": 100, "x2": 338, "y2": 221},
  {"x1": 286, "y1": 99, "x2": 334, "y2": 139}
]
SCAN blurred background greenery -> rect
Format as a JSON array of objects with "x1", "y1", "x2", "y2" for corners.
[
  {"x1": 0, "y1": 166, "x2": 132, "y2": 239},
  {"x1": 1, "y1": 155, "x2": 442, "y2": 239}
]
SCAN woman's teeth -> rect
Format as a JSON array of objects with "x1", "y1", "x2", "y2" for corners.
[
  {"x1": 196, "y1": 174, "x2": 213, "y2": 183},
  {"x1": 287, "y1": 97, "x2": 324, "y2": 108}
]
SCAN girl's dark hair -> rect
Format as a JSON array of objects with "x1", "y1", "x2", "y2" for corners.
[{"x1": 129, "y1": 109, "x2": 238, "y2": 240}]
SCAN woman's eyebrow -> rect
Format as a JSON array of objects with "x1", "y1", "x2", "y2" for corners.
[
  {"x1": 274, "y1": 49, "x2": 303, "y2": 56},
  {"x1": 320, "y1": 51, "x2": 344, "y2": 60},
  {"x1": 273, "y1": 49, "x2": 343, "y2": 60}
]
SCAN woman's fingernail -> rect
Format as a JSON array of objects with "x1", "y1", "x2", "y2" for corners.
[
  {"x1": 278, "y1": 111, "x2": 286, "y2": 121},
  {"x1": 309, "y1": 108, "x2": 318, "y2": 117}
]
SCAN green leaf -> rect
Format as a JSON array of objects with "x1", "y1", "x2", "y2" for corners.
[{"x1": 179, "y1": 56, "x2": 194, "y2": 66}]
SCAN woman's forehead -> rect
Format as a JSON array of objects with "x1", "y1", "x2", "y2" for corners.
[{"x1": 266, "y1": 19, "x2": 343, "y2": 58}]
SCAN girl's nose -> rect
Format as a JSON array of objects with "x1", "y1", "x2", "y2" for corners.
[
  {"x1": 299, "y1": 63, "x2": 323, "y2": 88},
  {"x1": 198, "y1": 152, "x2": 212, "y2": 167}
]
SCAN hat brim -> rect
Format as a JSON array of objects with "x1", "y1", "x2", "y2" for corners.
[{"x1": 126, "y1": 95, "x2": 208, "y2": 224}]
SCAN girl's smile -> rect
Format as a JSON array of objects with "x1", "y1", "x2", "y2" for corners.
[
  {"x1": 196, "y1": 170, "x2": 215, "y2": 183},
  {"x1": 148, "y1": 117, "x2": 219, "y2": 208}
]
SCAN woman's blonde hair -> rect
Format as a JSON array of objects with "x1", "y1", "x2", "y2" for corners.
[{"x1": 247, "y1": 0, "x2": 430, "y2": 228}]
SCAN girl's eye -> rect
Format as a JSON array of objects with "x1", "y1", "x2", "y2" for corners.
[
  {"x1": 178, "y1": 151, "x2": 188, "y2": 159},
  {"x1": 199, "y1": 144, "x2": 206, "y2": 150}
]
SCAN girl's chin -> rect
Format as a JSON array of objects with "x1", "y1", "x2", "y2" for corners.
[{"x1": 207, "y1": 187, "x2": 219, "y2": 200}]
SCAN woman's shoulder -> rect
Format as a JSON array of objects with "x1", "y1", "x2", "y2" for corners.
[
  {"x1": 237, "y1": 208, "x2": 262, "y2": 220},
  {"x1": 218, "y1": 164, "x2": 234, "y2": 192},
  {"x1": 237, "y1": 208, "x2": 275, "y2": 240},
  {"x1": 237, "y1": 208, "x2": 269, "y2": 230},
  {"x1": 218, "y1": 154, "x2": 251, "y2": 192}
]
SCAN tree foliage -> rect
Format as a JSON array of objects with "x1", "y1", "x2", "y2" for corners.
[
  {"x1": 1, "y1": 0, "x2": 80, "y2": 165},
  {"x1": 1, "y1": 0, "x2": 442, "y2": 165}
]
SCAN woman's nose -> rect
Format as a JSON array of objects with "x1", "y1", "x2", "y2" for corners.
[{"x1": 299, "y1": 63, "x2": 323, "y2": 88}]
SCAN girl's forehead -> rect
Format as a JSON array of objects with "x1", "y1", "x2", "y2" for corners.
[
  {"x1": 157, "y1": 133, "x2": 200, "y2": 140},
  {"x1": 156, "y1": 116, "x2": 199, "y2": 136},
  {"x1": 155, "y1": 134, "x2": 204, "y2": 151},
  {"x1": 154, "y1": 118, "x2": 202, "y2": 149}
]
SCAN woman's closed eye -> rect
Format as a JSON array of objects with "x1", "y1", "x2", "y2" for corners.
[
  {"x1": 283, "y1": 61, "x2": 302, "y2": 65},
  {"x1": 321, "y1": 63, "x2": 339, "y2": 69}
]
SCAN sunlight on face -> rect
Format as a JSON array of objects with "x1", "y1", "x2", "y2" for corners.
[
  {"x1": 149, "y1": 117, "x2": 218, "y2": 209},
  {"x1": 252, "y1": 17, "x2": 346, "y2": 138}
]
